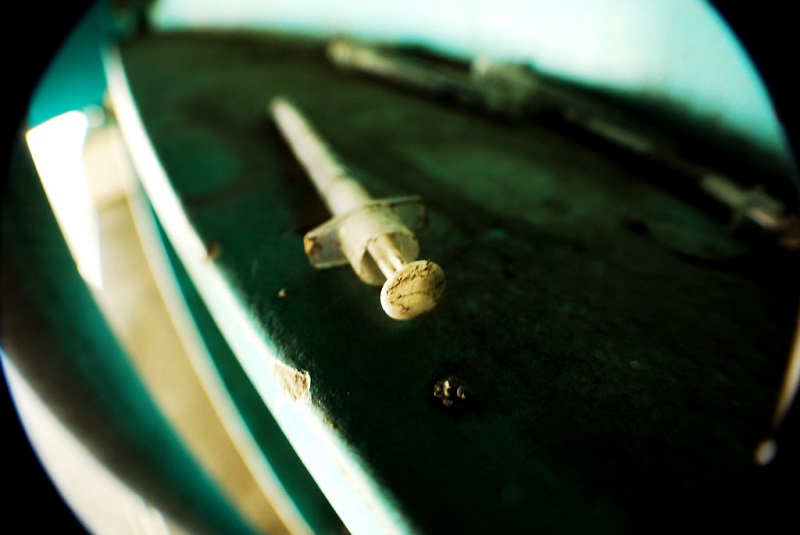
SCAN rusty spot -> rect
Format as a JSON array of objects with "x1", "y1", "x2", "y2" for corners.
[
  {"x1": 304, "y1": 235, "x2": 322, "y2": 260},
  {"x1": 205, "y1": 241, "x2": 221, "y2": 261}
]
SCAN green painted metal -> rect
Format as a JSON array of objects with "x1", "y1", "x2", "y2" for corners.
[
  {"x1": 117, "y1": 31, "x2": 799, "y2": 533},
  {"x1": 1, "y1": 136, "x2": 259, "y2": 535}
]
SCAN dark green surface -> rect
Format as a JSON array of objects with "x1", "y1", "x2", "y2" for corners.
[
  {"x1": 120, "y1": 31, "x2": 799, "y2": 533},
  {"x1": 1, "y1": 133, "x2": 259, "y2": 535}
]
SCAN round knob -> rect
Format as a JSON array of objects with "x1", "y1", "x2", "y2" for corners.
[{"x1": 380, "y1": 260, "x2": 446, "y2": 320}]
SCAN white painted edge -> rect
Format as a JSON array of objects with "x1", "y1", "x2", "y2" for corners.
[{"x1": 117, "y1": 137, "x2": 314, "y2": 535}]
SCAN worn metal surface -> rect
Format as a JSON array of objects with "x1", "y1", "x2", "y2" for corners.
[{"x1": 116, "y1": 31, "x2": 799, "y2": 533}]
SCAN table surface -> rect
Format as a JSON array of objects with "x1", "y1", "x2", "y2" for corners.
[{"x1": 115, "y1": 30, "x2": 800, "y2": 534}]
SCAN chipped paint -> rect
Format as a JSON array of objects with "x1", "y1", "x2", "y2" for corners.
[{"x1": 270, "y1": 358, "x2": 311, "y2": 403}]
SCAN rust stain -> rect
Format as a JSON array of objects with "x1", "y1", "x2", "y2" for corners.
[
  {"x1": 205, "y1": 241, "x2": 221, "y2": 261},
  {"x1": 304, "y1": 235, "x2": 322, "y2": 260}
]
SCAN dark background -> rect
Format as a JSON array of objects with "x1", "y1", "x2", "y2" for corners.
[
  {"x1": 4, "y1": 3, "x2": 95, "y2": 532},
  {"x1": 2, "y1": 1, "x2": 798, "y2": 532}
]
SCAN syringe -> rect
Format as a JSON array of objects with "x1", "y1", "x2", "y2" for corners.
[{"x1": 269, "y1": 97, "x2": 446, "y2": 320}]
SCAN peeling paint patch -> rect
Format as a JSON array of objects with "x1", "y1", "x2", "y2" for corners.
[{"x1": 270, "y1": 358, "x2": 311, "y2": 403}]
